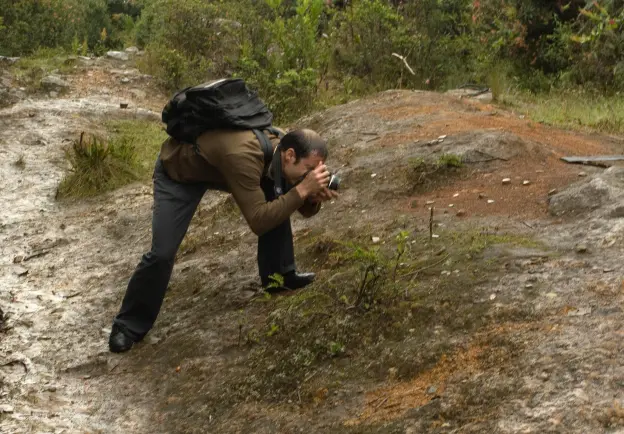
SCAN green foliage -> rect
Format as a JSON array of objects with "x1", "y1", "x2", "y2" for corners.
[
  {"x1": 0, "y1": 0, "x2": 120, "y2": 56},
  {"x1": 56, "y1": 120, "x2": 166, "y2": 199}
]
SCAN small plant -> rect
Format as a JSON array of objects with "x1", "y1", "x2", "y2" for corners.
[
  {"x1": 437, "y1": 153, "x2": 463, "y2": 168},
  {"x1": 266, "y1": 273, "x2": 285, "y2": 290},
  {"x1": 328, "y1": 341, "x2": 345, "y2": 357}
]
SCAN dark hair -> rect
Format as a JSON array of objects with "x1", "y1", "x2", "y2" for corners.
[{"x1": 280, "y1": 129, "x2": 328, "y2": 162}]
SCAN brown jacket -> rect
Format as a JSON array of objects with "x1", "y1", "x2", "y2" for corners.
[{"x1": 159, "y1": 128, "x2": 321, "y2": 236}]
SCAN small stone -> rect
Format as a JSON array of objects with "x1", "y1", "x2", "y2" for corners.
[
  {"x1": 120, "y1": 102, "x2": 129, "y2": 109},
  {"x1": 371, "y1": 237, "x2": 380, "y2": 244},
  {"x1": 548, "y1": 189, "x2": 557, "y2": 196},
  {"x1": 426, "y1": 385, "x2": 438, "y2": 395},
  {"x1": 546, "y1": 292, "x2": 558, "y2": 298},
  {"x1": 456, "y1": 209, "x2": 466, "y2": 217},
  {"x1": 523, "y1": 180, "x2": 531, "y2": 186},
  {"x1": 121, "y1": 77, "x2": 130, "y2": 84},
  {"x1": 13, "y1": 255, "x2": 24, "y2": 264},
  {"x1": 567, "y1": 307, "x2": 591, "y2": 317},
  {"x1": 60, "y1": 223, "x2": 66, "y2": 230},
  {"x1": 502, "y1": 178, "x2": 511, "y2": 185},
  {"x1": 540, "y1": 372, "x2": 549, "y2": 381},
  {"x1": 107, "y1": 51, "x2": 129, "y2": 61},
  {"x1": 371, "y1": 173, "x2": 377, "y2": 178},
  {"x1": 453, "y1": 193, "x2": 459, "y2": 197},
  {"x1": 575, "y1": 244, "x2": 588, "y2": 254},
  {"x1": 525, "y1": 284, "x2": 534, "y2": 289},
  {"x1": 0, "y1": 404, "x2": 14, "y2": 413},
  {"x1": 82, "y1": 375, "x2": 91, "y2": 380},
  {"x1": 578, "y1": 172, "x2": 587, "y2": 177},
  {"x1": 448, "y1": 204, "x2": 454, "y2": 208},
  {"x1": 426, "y1": 200, "x2": 435, "y2": 205},
  {"x1": 432, "y1": 234, "x2": 440, "y2": 239},
  {"x1": 603, "y1": 268, "x2": 614, "y2": 273},
  {"x1": 49, "y1": 91, "x2": 58, "y2": 98},
  {"x1": 438, "y1": 135, "x2": 447, "y2": 140},
  {"x1": 489, "y1": 294, "x2": 496, "y2": 300},
  {"x1": 478, "y1": 193, "x2": 486, "y2": 199},
  {"x1": 125, "y1": 46, "x2": 140, "y2": 54},
  {"x1": 14, "y1": 266, "x2": 28, "y2": 277},
  {"x1": 487, "y1": 199, "x2": 495, "y2": 204}
]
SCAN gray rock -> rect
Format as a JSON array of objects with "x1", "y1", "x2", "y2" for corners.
[
  {"x1": 40, "y1": 75, "x2": 70, "y2": 91},
  {"x1": 129, "y1": 89, "x2": 146, "y2": 99},
  {"x1": 0, "y1": 404, "x2": 14, "y2": 413},
  {"x1": 106, "y1": 51, "x2": 129, "y2": 61},
  {"x1": 14, "y1": 266, "x2": 28, "y2": 277},
  {"x1": 0, "y1": 56, "x2": 20, "y2": 65},
  {"x1": 610, "y1": 205, "x2": 624, "y2": 218},
  {"x1": 548, "y1": 172, "x2": 621, "y2": 217}
]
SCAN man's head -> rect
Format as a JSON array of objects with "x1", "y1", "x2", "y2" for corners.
[{"x1": 280, "y1": 129, "x2": 328, "y2": 185}]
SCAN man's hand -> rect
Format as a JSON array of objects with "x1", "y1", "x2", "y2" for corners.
[
  {"x1": 295, "y1": 164, "x2": 330, "y2": 199},
  {"x1": 307, "y1": 188, "x2": 339, "y2": 204}
]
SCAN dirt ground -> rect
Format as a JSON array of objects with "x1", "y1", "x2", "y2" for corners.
[{"x1": 1, "y1": 56, "x2": 623, "y2": 434}]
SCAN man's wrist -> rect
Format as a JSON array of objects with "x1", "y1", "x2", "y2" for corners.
[{"x1": 295, "y1": 184, "x2": 309, "y2": 200}]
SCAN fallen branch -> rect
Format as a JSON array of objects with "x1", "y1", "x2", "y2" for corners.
[{"x1": 392, "y1": 53, "x2": 415, "y2": 76}]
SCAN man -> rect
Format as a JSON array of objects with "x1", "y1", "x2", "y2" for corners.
[{"x1": 108, "y1": 127, "x2": 336, "y2": 353}]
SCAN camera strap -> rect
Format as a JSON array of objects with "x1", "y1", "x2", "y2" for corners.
[{"x1": 271, "y1": 145, "x2": 285, "y2": 197}]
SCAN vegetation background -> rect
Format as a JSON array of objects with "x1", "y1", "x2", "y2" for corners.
[{"x1": 3, "y1": 0, "x2": 624, "y2": 126}]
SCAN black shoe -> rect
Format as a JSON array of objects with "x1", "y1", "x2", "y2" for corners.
[
  {"x1": 109, "y1": 324, "x2": 135, "y2": 353},
  {"x1": 262, "y1": 271, "x2": 316, "y2": 292}
]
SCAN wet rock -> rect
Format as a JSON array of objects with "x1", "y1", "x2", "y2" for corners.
[
  {"x1": 40, "y1": 75, "x2": 69, "y2": 92},
  {"x1": 106, "y1": 51, "x2": 129, "y2": 61}
]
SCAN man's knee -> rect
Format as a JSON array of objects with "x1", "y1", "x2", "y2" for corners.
[{"x1": 142, "y1": 250, "x2": 176, "y2": 268}]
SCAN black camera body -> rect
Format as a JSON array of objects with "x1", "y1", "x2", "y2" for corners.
[{"x1": 328, "y1": 173, "x2": 341, "y2": 191}]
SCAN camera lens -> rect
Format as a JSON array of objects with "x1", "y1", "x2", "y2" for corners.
[{"x1": 328, "y1": 173, "x2": 341, "y2": 191}]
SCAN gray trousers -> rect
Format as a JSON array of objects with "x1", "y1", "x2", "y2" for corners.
[{"x1": 113, "y1": 159, "x2": 295, "y2": 340}]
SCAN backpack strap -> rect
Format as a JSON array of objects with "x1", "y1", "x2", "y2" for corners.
[{"x1": 252, "y1": 129, "x2": 274, "y2": 168}]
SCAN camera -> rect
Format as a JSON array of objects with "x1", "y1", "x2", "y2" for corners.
[{"x1": 328, "y1": 173, "x2": 341, "y2": 191}]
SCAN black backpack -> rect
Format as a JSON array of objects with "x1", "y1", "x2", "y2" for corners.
[{"x1": 161, "y1": 78, "x2": 282, "y2": 166}]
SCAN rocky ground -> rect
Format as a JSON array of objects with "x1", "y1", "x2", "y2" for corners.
[{"x1": 0, "y1": 52, "x2": 622, "y2": 433}]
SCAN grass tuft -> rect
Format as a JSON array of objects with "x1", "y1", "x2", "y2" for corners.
[{"x1": 56, "y1": 120, "x2": 166, "y2": 199}]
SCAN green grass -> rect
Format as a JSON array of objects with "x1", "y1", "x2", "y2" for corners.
[
  {"x1": 500, "y1": 89, "x2": 624, "y2": 134},
  {"x1": 56, "y1": 120, "x2": 166, "y2": 199},
  {"x1": 10, "y1": 48, "x2": 80, "y2": 91}
]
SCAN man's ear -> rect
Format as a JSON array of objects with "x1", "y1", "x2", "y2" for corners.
[{"x1": 285, "y1": 148, "x2": 296, "y2": 163}]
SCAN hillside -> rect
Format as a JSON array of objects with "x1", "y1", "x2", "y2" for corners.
[{"x1": 1, "y1": 54, "x2": 623, "y2": 433}]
